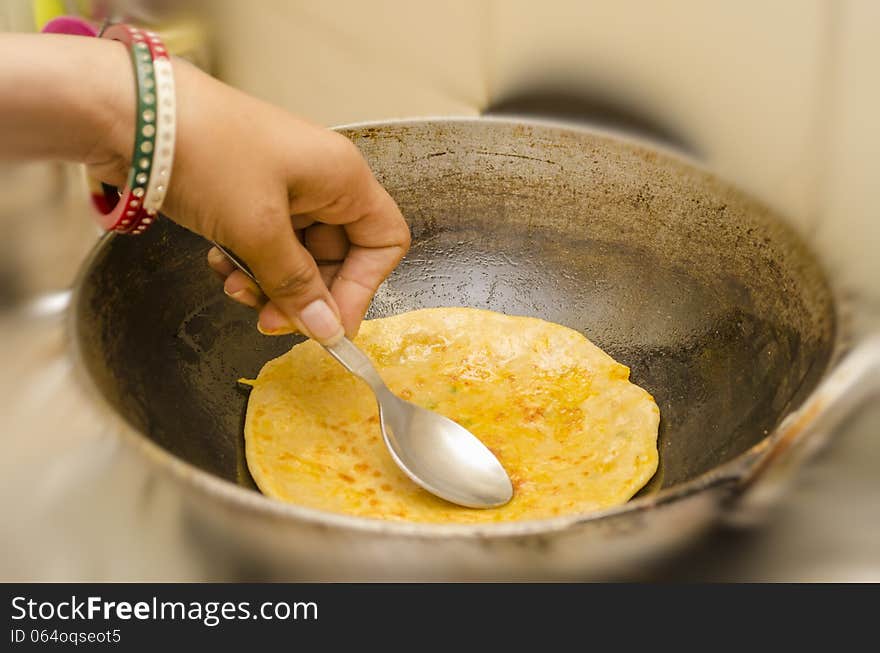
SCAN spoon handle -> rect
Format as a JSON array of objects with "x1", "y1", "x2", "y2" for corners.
[
  {"x1": 211, "y1": 241, "x2": 388, "y2": 393},
  {"x1": 323, "y1": 337, "x2": 388, "y2": 393}
]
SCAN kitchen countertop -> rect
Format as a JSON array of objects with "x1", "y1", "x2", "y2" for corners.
[{"x1": 1, "y1": 292, "x2": 878, "y2": 582}]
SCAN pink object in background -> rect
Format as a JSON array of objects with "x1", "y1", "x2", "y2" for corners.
[{"x1": 41, "y1": 16, "x2": 99, "y2": 37}]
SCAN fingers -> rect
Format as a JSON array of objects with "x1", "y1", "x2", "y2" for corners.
[
  {"x1": 284, "y1": 135, "x2": 409, "y2": 336},
  {"x1": 342, "y1": 184, "x2": 410, "y2": 252},
  {"x1": 208, "y1": 233, "x2": 347, "y2": 326},
  {"x1": 304, "y1": 223, "x2": 349, "y2": 262},
  {"x1": 217, "y1": 204, "x2": 344, "y2": 344},
  {"x1": 331, "y1": 187, "x2": 410, "y2": 335},
  {"x1": 285, "y1": 131, "x2": 372, "y2": 218},
  {"x1": 208, "y1": 247, "x2": 264, "y2": 309},
  {"x1": 223, "y1": 270, "x2": 265, "y2": 309},
  {"x1": 206, "y1": 131, "x2": 407, "y2": 341},
  {"x1": 318, "y1": 262, "x2": 342, "y2": 288},
  {"x1": 331, "y1": 246, "x2": 405, "y2": 335},
  {"x1": 291, "y1": 215, "x2": 315, "y2": 230},
  {"x1": 207, "y1": 246, "x2": 235, "y2": 276}
]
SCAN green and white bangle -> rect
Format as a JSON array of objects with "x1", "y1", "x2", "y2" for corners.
[
  {"x1": 139, "y1": 31, "x2": 176, "y2": 230},
  {"x1": 99, "y1": 24, "x2": 175, "y2": 234}
]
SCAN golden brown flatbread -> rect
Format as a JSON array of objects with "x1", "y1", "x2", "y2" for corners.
[{"x1": 245, "y1": 307, "x2": 659, "y2": 523}]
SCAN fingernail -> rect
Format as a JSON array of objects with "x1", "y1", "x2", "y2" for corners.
[
  {"x1": 258, "y1": 303, "x2": 296, "y2": 335},
  {"x1": 299, "y1": 299, "x2": 344, "y2": 343},
  {"x1": 227, "y1": 289, "x2": 259, "y2": 308},
  {"x1": 257, "y1": 322, "x2": 295, "y2": 336},
  {"x1": 207, "y1": 247, "x2": 226, "y2": 266}
]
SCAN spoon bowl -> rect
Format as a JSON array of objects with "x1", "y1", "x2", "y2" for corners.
[{"x1": 326, "y1": 339, "x2": 514, "y2": 508}]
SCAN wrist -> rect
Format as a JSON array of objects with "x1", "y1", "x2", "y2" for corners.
[
  {"x1": 78, "y1": 36, "x2": 137, "y2": 186},
  {"x1": 85, "y1": 38, "x2": 193, "y2": 192}
]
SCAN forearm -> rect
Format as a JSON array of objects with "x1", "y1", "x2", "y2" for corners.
[{"x1": 0, "y1": 33, "x2": 132, "y2": 168}]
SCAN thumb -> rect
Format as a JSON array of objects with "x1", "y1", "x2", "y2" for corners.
[{"x1": 229, "y1": 212, "x2": 344, "y2": 344}]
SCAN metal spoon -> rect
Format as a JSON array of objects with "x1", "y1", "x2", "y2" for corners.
[{"x1": 213, "y1": 242, "x2": 513, "y2": 508}]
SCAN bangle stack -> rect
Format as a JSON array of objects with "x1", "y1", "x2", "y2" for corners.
[{"x1": 43, "y1": 19, "x2": 175, "y2": 235}]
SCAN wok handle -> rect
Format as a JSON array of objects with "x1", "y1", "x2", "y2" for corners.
[{"x1": 731, "y1": 335, "x2": 880, "y2": 521}]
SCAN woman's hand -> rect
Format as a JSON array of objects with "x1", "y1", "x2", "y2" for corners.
[
  {"x1": 1, "y1": 34, "x2": 409, "y2": 343},
  {"x1": 99, "y1": 55, "x2": 408, "y2": 342}
]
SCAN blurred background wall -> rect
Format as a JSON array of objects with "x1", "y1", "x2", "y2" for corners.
[
  {"x1": 210, "y1": 0, "x2": 878, "y2": 308},
  {"x1": 2, "y1": 0, "x2": 877, "y2": 304}
]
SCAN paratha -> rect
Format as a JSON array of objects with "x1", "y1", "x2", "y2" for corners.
[{"x1": 244, "y1": 307, "x2": 659, "y2": 523}]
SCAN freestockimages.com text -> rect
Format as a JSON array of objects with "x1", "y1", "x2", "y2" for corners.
[{"x1": 10, "y1": 595, "x2": 317, "y2": 628}]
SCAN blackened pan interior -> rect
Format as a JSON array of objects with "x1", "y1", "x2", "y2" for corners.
[{"x1": 72, "y1": 119, "x2": 835, "y2": 494}]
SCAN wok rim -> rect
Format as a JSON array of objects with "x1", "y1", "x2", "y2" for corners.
[{"x1": 67, "y1": 116, "x2": 845, "y2": 540}]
